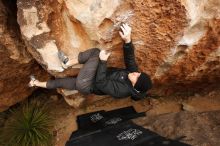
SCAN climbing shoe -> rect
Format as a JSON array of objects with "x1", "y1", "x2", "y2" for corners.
[
  {"x1": 58, "y1": 51, "x2": 69, "y2": 64},
  {"x1": 28, "y1": 75, "x2": 36, "y2": 87}
]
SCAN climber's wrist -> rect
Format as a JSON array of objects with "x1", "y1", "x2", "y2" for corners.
[{"x1": 125, "y1": 38, "x2": 131, "y2": 43}]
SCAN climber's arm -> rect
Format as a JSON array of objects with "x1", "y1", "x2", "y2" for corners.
[{"x1": 119, "y1": 23, "x2": 138, "y2": 72}]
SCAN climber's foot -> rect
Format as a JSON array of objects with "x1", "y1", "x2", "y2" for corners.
[
  {"x1": 62, "y1": 58, "x2": 79, "y2": 69},
  {"x1": 58, "y1": 51, "x2": 69, "y2": 64},
  {"x1": 28, "y1": 75, "x2": 40, "y2": 87}
]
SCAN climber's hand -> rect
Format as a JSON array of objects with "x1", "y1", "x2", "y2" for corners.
[
  {"x1": 99, "y1": 50, "x2": 111, "y2": 61},
  {"x1": 119, "y1": 23, "x2": 132, "y2": 43}
]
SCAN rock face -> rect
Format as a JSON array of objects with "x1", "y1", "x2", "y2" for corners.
[
  {"x1": 17, "y1": 0, "x2": 220, "y2": 95},
  {"x1": 0, "y1": 0, "x2": 49, "y2": 111},
  {"x1": 1, "y1": 0, "x2": 220, "y2": 111}
]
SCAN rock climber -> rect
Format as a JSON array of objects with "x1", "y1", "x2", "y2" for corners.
[{"x1": 29, "y1": 23, "x2": 152, "y2": 101}]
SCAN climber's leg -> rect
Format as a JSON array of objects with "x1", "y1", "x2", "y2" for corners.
[
  {"x1": 29, "y1": 48, "x2": 100, "y2": 93},
  {"x1": 76, "y1": 48, "x2": 100, "y2": 94},
  {"x1": 60, "y1": 48, "x2": 101, "y2": 68},
  {"x1": 29, "y1": 76, "x2": 77, "y2": 90},
  {"x1": 46, "y1": 77, "x2": 76, "y2": 90}
]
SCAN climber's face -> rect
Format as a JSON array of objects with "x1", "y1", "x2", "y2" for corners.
[{"x1": 128, "y1": 72, "x2": 141, "y2": 86}]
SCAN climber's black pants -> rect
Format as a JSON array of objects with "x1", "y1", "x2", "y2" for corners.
[{"x1": 46, "y1": 48, "x2": 100, "y2": 95}]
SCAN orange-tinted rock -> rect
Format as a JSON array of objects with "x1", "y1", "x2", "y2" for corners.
[
  {"x1": 0, "y1": 0, "x2": 50, "y2": 111},
  {"x1": 16, "y1": 0, "x2": 220, "y2": 95}
]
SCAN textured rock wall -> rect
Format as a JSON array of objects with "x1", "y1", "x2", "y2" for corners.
[
  {"x1": 1, "y1": 0, "x2": 219, "y2": 111},
  {"x1": 156, "y1": 0, "x2": 220, "y2": 94},
  {"x1": 16, "y1": 0, "x2": 220, "y2": 95},
  {"x1": 0, "y1": 0, "x2": 49, "y2": 111}
]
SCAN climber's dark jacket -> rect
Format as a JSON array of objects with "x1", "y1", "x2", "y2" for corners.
[{"x1": 91, "y1": 42, "x2": 150, "y2": 101}]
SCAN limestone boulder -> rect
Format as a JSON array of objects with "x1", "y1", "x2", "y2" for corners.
[{"x1": 17, "y1": 0, "x2": 220, "y2": 95}]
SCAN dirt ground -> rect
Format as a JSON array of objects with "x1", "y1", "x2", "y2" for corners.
[{"x1": 46, "y1": 88, "x2": 220, "y2": 146}]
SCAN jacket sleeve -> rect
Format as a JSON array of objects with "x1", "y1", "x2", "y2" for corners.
[
  {"x1": 95, "y1": 60, "x2": 108, "y2": 82},
  {"x1": 95, "y1": 61, "x2": 129, "y2": 98},
  {"x1": 123, "y1": 42, "x2": 138, "y2": 72}
]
